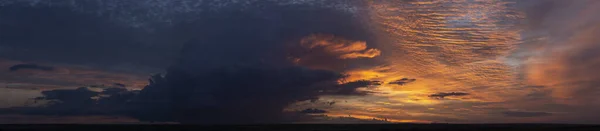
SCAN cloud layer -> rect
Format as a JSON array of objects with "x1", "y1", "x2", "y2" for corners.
[
  {"x1": 2, "y1": 0, "x2": 600, "y2": 124},
  {"x1": 0, "y1": 1, "x2": 384, "y2": 124}
]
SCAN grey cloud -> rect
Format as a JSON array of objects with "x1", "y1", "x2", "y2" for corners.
[
  {"x1": 327, "y1": 80, "x2": 381, "y2": 96},
  {"x1": 429, "y1": 92, "x2": 470, "y2": 99},
  {"x1": 388, "y1": 78, "x2": 416, "y2": 86},
  {"x1": 299, "y1": 108, "x2": 328, "y2": 114}
]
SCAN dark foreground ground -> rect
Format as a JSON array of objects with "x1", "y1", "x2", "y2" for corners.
[{"x1": 0, "y1": 124, "x2": 599, "y2": 131}]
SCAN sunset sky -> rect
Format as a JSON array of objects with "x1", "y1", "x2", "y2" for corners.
[{"x1": 1, "y1": 0, "x2": 600, "y2": 124}]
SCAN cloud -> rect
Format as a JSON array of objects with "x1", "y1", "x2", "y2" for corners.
[
  {"x1": 327, "y1": 80, "x2": 381, "y2": 96},
  {"x1": 34, "y1": 87, "x2": 99, "y2": 104},
  {"x1": 428, "y1": 92, "x2": 470, "y2": 99},
  {"x1": 502, "y1": 111, "x2": 552, "y2": 117},
  {"x1": 112, "y1": 83, "x2": 126, "y2": 87},
  {"x1": 0, "y1": 0, "x2": 378, "y2": 86},
  {"x1": 299, "y1": 108, "x2": 328, "y2": 114},
  {"x1": 388, "y1": 78, "x2": 416, "y2": 86},
  {"x1": 299, "y1": 34, "x2": 381, "y2": 59},
  {"x1": 0, "y1": 6, "x2": 382, "y2": 123},
  {"x1": 288, "y1": 34, "x2": 382, "y2": 72},
  {"x1": 0, "y1": 60, "x2": 151, "y2": 90},
  {"x1": 525, "y1": 26, "x2": 600, "y2": 102},
  {"x1": 172, "y1": 6, "x2": 379, "y2": 74},
  {"x1": 8, "y1": 64, "x2": 54, "y2": 72},
  {"x1": 0, "y1": 0, "x2": 383, "y2": 124},
  {"x1": 135, "y1": 66, "x2": 346, "y2": 124},
  {"x1": 518, "y1": 0, "x2": 600, "y2": 105},
  {"x1": 302, "y1": 115, "x2": 391, "y2": 124},
  {"x1": 340, "y1": 49, "x2": 381, "y2": 59},
  {"x1": 0, "y1": 86, "x2": 136, "y2": 116},
  {"x1": 0, "y1": 66, "x2": 383, "y2": 124}
]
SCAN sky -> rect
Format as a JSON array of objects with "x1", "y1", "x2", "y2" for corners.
[{"x1": 0, "y1": 0, "x2": 600, "y2": 124}]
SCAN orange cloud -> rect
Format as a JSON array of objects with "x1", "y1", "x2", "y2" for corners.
[
  {"x1": 289, "y1": 34, "x2": 382, "y2": 72},
  {"x1": 300, "y1": 34, "x2": 381, "y2": 60},
  {"x1": 340, "y1": 49, "x2": 382, "y2": 59}
]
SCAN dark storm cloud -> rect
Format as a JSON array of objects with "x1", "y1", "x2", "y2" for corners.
[
  {"x1": 150, "y1": 4, "x2": 378, "y2": 123},
  {"x1": 0, "y1": 1, "x2": 379, "y2": 124},
  {"x1": 429, "y1": 92, "x2": 470, "y2": 99},
  {"x1": 8, "y1": 64, "x2": 54, "y2": 71},
  {"x1": 129, "y1": 66, "x2": 344, "y2": 124},
  {"x1": 502, "y1": 111, "x2": 552, "y2": 117}
]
